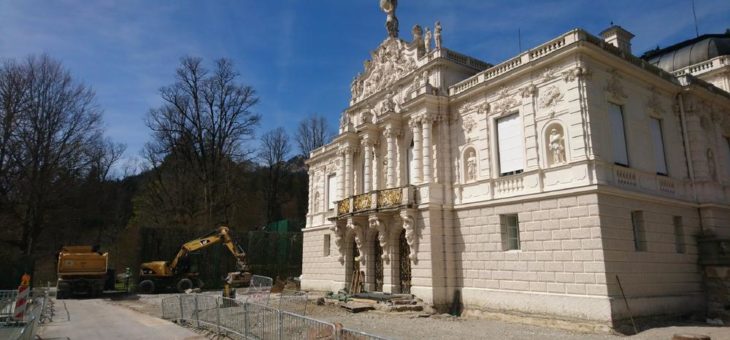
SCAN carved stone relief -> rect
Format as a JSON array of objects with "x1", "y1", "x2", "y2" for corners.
[
  {"x1": 546, "y1": 124, "x2": 567, "y2": 166},
  {"x1": 646, "y1": 87, "x2": 665, "y2": 115},
  {"x1": 605, "y1": 69, "x2": 627, "y2": 99},
  {"x1": 492, "y1": 87, "x2": 520, "y2": 115},
  {"x1": 539, "y1": 85, "x2": 564, "y2": 109},
  {"x1": 563, "y1": 66, "x2": 591, "y2": 82},
  {"x1": 347, "y1": 219, "x2": 366, "y2": 265},
  {"x1": 352, "y1": 39, "x2": 418, "y2": 103}
]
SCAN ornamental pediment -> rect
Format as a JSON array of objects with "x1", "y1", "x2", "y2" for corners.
[{"x1": 350, "y1": 38, "x2": 419, "y2": 104}]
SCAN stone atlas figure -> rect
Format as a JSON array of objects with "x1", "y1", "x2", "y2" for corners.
[
  {"x1": 549, "y1": 128, "x2": 566, "y2": 164},
  {"x1": 380, "y1": 0, "x2": 399, "y2": 38}
]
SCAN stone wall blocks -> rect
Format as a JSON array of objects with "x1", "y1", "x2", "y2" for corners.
[
  {"x1": 532, "y1": 210, "x2": 551, "y2": 221},
  {"x1": 554, "y1": 251, "x2": 573, "y2": 261},
  {"x1": 543, "y1": 240, "x2": 562, "y2": 250},
  {"x1": 565, "y1": 283, "x2": 586, "y2": 295},
  {"x1": 569, "y1": 206, "x2": 589, "y2": 218},
  {"x1": 528, "y1": 261, "x2": 545, "y2": 271},
  {"x1": 570, "y1": 228, "x2": 591, "y2": 239},
  {"x1": 540, "y1": 200, "x2": 558, "y2": 210},
  {"x1": 558, "y1": 197, "x2": 578, "y2": 208},
  {"x1": 579, "y1": 216, "x2": 601, "y2": 227},
  {"x1": 564, "y1": 262, "x2": 585, "y2": 272},
  {"x1": 584, "y1": 262, "x2": 606, "y2": 273},
  {"x1": 585, "y1": 284, "x2": 608, "y2": 296},
  {"x1": 536, "y1": 251, "x2": 554, "y2": 261},
  {"x1": 559, "y1": 218, "x2": 580, "y2": 229},
  {"x1": 545, "y1": 262, "x2": 564, "y2": 272},
  {"x1": 577, "y1": 195, "x2": 599, "y2": 205},
  {"x1": 562, "y1": 239, "x2": 582, "y2": 250},
  {"x1": 529, "y1": 281, "x2": 547, "y2": 292},
  {"x1": 552, "y1": 229, "x2": 571, "y2": 240},
  {"x1": 550, "y1": 208, "x2": 569, "y2": 219},
  {"x1": 546, "y1": 282, "x2": 566, "y2": 293},
  {"x1": 581, "y1": 238, "x2": 603, "y2": 250}
]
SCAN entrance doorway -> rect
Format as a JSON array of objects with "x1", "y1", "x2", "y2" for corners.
[
  {"x1": 399, "y1": 229, "x2": 411, "y2": 294},
  {"x1": 373, "y1": 235, "x2": 384, "y2": 291}
]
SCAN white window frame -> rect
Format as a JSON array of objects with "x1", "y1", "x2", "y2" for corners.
[
  {"x1": 496, "y1": 113, "x2": 525, "y2": 176},
  {"x1": 326, "y1": 173, "x2": 337, "y2": 210},
  {"x1": 501, "y1": 214, "x2": 520, "y2": 251},
  {"x1": 609, "y1": 103, "x2": 629, "y2": 167}
]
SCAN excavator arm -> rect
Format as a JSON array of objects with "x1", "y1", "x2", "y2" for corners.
[{"x1": 168, "y1": 226, "x2": 248, "y2": 273}]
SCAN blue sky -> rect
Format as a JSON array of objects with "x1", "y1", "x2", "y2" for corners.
[{"x1": 1, "y1": 0, "x2": 729, "y2": 173}]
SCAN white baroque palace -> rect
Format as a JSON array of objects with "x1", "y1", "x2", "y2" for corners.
[{"x1": 302, "y1": 8, "x2": 730, "y2": 324}]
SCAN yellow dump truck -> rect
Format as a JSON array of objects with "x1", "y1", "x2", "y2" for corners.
[{"x1": 56, "y1": 246, "x2": 111, "y2": 298}]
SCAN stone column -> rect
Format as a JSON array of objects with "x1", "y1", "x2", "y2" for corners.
[
  {"x1": 362, "y1": 138, "x2": 373, "y2": 193},
  {"x1": 345, "y1": 147, "x2": 354, "y2": 197},
  {"x1": 422, "y1": 115, "x2": 433, "y2": 184},
  {"x1": 307, "y1": 170, "x2": 314, "y2": 215},
  {"x1": 411, "y1": 119, "x2": 422, "y2": 184},
  {"x1": 385, "y1": 127, "x2": 398, "y2": 188}
]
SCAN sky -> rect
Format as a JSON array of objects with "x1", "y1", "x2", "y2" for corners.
[{"x1": 1, "y1": 0, "x2": 729, "y2": 174}]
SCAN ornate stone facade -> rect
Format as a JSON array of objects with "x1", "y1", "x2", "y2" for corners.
[{"x1": 303, "y1": 8, "x2": 730, "y2": 327}]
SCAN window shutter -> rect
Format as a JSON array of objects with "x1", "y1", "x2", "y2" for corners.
[
  {"x1": 327, "y1": 174, "x2": 337, "y2": 210},
  {"x1": 497, "y1": 113, "x2": 524, "y2": 175},
  {"x1": 650, "y1": 118, "x2": 667, "y2": 174},
  {"x1": 609, "y1": 103, "x2": 629, "y2": 166}
]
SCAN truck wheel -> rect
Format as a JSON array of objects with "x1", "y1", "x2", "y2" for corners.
[
  {"x1": 138, "y1": 280, "x2": 155, "y2": 294},
  {"x1": 177, "y1": 278, "x2": 193, "y2": 293}
]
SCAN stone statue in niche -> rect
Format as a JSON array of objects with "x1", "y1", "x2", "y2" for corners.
[
  {"x1": 465, "y1": 149, "x2": 477, "y2": 182},
  {"x1": 424, "y1": 27, "x2": 432, "y2": 53},
  {"x1": 548, "y1": 127, "x2": 566, "y2": 165},
  {"x1": 434, "y1": 21, "x2": 442, "y2": 50}
]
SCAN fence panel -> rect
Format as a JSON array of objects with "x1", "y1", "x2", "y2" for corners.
[
  {"x1": 244, "y1": 302, "x2": 279, "y2": 340},
  {"x1": 278, "y1": 291, "x2": 307, "y2": 316},
  {"x1": 0, "y1": 290, "x2": 17, "y2": 321},
  {"x1": 217, "y1": 297, "x2": 246, "y2": 339},
  {"x1": 339, "y1": 328, "x2": 391, "y2": 340},
  {"x1": 159, "y1": 292, "x2": 390, "y2": 340},
  {"x1": 161, "y1": 296, "x2": 181, "y2": 320},
  {"x1": 280, "y1": 311, "x2": 336, "y2": 340}
]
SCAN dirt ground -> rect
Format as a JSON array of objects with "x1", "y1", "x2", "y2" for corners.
[{"x1": 110, "y1": 292, "x2": 730, "y2": 340}]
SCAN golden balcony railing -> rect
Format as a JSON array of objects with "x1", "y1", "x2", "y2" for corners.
[
  {"x1": 332, "y1": 186, "x2": 416, "y2": 219},
  {"x1": 377, "y1": 188, "x2": 402, "y2": 208},
  {"x1": 353, "y1": 193, "x2": 372, "y2": 212}
]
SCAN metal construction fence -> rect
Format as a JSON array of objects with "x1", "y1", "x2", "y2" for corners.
[
  {"x1": 161, "y1": 293, "x2": 388, "y2": 340},
  {"x1": 0, "y1": 288, "x2": 53, "y2": 340}
]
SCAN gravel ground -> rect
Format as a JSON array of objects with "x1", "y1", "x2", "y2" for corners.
[{"x1": 110, "y1": 292, "x2": 730, "y2": 340}]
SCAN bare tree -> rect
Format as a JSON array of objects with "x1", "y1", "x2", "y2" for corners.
[
  {"x1": 258, "y1": 128, "x2": 291, "y2": 223},
  {"x1": 144, "y1": 56, "x2": 260, "y2": 226},
  {"x1": 294, "y1": 114, "x2": 331, "y2": 158},
  {"x1": 0, "y1": 55, "x2": 105, "y2": 255}
]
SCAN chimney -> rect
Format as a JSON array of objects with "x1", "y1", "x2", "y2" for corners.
[{"x1": 600, "y1": 25, "x2": 635, "y2": 54}]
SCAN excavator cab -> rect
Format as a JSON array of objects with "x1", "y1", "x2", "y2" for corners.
[{"x1": 137, "y1": 226, "x2": 250, "y2": 294}]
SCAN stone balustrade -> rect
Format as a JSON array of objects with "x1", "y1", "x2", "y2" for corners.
[{"x1": 334, "y1": 186, "x2": 416, "y2": 218}]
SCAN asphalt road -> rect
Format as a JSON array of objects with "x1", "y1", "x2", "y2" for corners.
[{"x1": 39, "y1": 298, "x2": 205, "y2": 340}]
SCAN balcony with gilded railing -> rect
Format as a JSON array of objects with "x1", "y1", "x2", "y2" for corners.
[{"x1": 333, "y1": 186, "x2": 417, "y2": 219}]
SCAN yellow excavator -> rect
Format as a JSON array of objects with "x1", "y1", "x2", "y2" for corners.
[{"x1": 138, "y1": 226, "x2": 251, "y2": 294}]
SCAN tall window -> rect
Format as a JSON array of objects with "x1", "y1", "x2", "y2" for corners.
[
  {"x1": 631, "y1": 211, "x2": 646, "y2": 251},
  {"x1": 327, "y1": 174, "x2": 337, "y2": 210},
  {"x1": 673, "y1": 216, "x2": 685, "y2": 254},
  {"x1": 650, "y1": 118, "x2": 668, "y2": 175},
  {"x1": 609, "y1": 103, "x2": 629, "y2": 166},
  {"x1": 501, "y1": 214, "x2": 520, "y2": 250},
  {"x1": 497, "y1": 113, "x2": 524, "y2": 176}
]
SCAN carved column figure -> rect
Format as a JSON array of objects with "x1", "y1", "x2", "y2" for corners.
[
  {"x1": 330, "y1": 223, "x2": 346, "y2": 263},
  {"x1": 369, "y1": 215, "x2": 389, "y2": 262},
  {"x1": 400, "y1": 210, "x2": 418, "y2": 263},
  {"x1": 410, "y1": 118, "x2": 423, "y2": 184},
  {"x1": 422, "y1": 115, "x2": 434, "y2": 184},
  {"x1": 347, "y1": 219, "x2": 366, "y2": 266}
]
